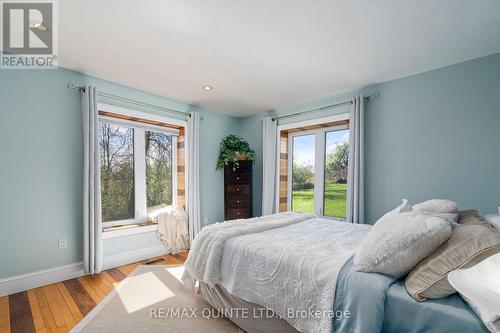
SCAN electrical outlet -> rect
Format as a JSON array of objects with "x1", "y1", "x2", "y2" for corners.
[
  {"x1": 58, "y1": 238, "x2": 68, "y2": 249},
  {"x1": 203, "y1": 217, "x2": 209, "y2": 225}
]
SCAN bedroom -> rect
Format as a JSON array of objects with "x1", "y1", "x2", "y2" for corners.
[{"x1": 0, "y1": 1, "x2": 500, "y2": 332}]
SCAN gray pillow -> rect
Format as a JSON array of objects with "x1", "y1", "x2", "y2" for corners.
[
  {"x1": 353, "y1": 202, "x2": 453, "y2": 278},
  {"x1": 458, "y1": 209, "x2": 492, "y2": 228},
  {"x1": 405, "y1": 223, "x2": 500, "y2": 301}
]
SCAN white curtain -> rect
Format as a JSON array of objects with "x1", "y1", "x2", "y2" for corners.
[
  {"x1": 261, "y1": 117, "x2": 278, "y2": 215},
  {"x1": 81, "y1": 85, "x2": 103, "y2": 274},
  {"x1": 346, "y1": 96, "x2": 365, "y2": 223},
  {"x1": 187, "y1": 112, "x2": 201, "y2": 243}
]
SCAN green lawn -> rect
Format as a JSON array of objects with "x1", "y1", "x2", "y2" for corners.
[{"x1": 292, "y1": 182, "x2": 347, "y2": 218}]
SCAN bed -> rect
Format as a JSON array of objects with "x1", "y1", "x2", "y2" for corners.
[{"x1": 183, "y1": 213, "x2": 488, "y2": 333}]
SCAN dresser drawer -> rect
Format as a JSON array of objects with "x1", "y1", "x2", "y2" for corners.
[
  {"x1": 226, "y1": 208, "x2": 251, "y2": 220},
  {"x1": 225, "y1": 168, "x2": 252, "y2": 184},
  {"x1": 226, "y1": 184, "x2": 251, "y2": 196},
  {"x1": 226, "y1": 172, "x2": 251, "y2": 184},
  {"x1": 226, "y1": 196, "x2": 251, "y2": 208}
]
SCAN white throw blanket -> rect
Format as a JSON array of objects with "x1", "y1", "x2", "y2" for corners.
[
  {"x1": 149, "y1": 205, "x2": 189, "y2": 253},
  {"x1": 220, "y1": 218, "x2": 372, "y2": 333},
  {"x1": 182, "y1": 212, "x2": 314, "y2": 288}
]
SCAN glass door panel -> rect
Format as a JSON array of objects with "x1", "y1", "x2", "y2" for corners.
[
  {"x1": 291, "y1": 134, "x2": 315, "y2": 213},
  {"x1": 324, "y1": 129, "x2": 349, "y2": 218}
]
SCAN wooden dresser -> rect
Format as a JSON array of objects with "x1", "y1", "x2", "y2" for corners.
[{"x1": 224, "y1": 161, "x2": 253, "y2": 220}]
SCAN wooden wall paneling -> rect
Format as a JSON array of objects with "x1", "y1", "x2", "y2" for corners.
[
  {"x1": 176, "y1": 127, "x2": 186, "y2": 207},
  {"x1": 279, "y1": 131, "x2": 288, "y2": 212},
  {"x1": 286, "y1": 119, "x2": 349, "y2": 133}
]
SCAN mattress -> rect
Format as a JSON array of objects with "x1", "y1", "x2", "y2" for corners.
[{"x1": 199, "y1": 282, "x2": 299, "y2": 333}]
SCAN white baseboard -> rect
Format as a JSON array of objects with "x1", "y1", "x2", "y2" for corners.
[
  {"x1": 101, "y1": 244, "x2": 169, "y2": 270},
  {"x1": 0, "y1": 262, "x2": 85, "y2": 297},
  {"x1": 0, "y1": 245, "x2": 169, "y2": 297}
]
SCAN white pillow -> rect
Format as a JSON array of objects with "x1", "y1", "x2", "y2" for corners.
[
  {"x1": 418, "y1": 210, "x2": 459, "y2": 223},
  {"x1": 353, "y1": 200, "x2": 454, "y2": 278},
  {"x1": 448, "y1": 253, "x2": 500, "y2": 333},
  {"x1": 413, "y1": 199, "x2": 458, "y2": 213}
]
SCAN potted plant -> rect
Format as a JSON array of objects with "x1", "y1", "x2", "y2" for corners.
[{"x1": 216, "y1": 134, "x2": 256, "y2": 171}]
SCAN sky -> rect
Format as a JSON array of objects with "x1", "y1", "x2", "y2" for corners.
[{"x1": 292, "y1": 129, "x2": 349, "y2": 166}]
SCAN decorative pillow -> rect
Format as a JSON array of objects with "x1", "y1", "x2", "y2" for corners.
[
  {"x1": 405, "y1": 223, "x2": 500, "y2": 301},
  {"x1": 412, "y1": 199, "x2": 459, "y2": 222},
  {"x1": 353, "y1": 201, "x2": 453, "y2": 278},
  {"x1": 413, "y1": 199, "x2": 458, "y2": 213},
  {"x1": 458, "y1": 209, "x2": 492, "y2": 227},
  {"x1": 448, "y1": 253, "x2": 500, "y2": 332},
  {"x1": 417, "y1": 210, "x2": 459, "y2": 223}
]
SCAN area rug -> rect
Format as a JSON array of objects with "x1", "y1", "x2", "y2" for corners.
[{"x1": 71, "y1": 265, "x2": 242, "y2": 333}]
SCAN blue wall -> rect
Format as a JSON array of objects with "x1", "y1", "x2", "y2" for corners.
[
  {"x1": 0, "y1": 68, "x2": 239, "y2": 277},
  {"x1": 363, "y1": 53, "x2": 500, "y2": 223},
  {"x1": 240, "y1": 53, "x2": 500, "y2": 223}
]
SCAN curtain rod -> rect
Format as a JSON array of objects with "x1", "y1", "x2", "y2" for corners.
[
  {"x1": 271, "y1": 92, "x2": 380, "y2": 122},
  {"x1": 67, "y1": 82, "x2": 192, "y2": 118}
]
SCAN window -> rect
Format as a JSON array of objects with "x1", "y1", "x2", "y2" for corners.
[
  {"x1": 99, "y1": 123, "x2": 135, "y2": 222},
  {"x1": 323, "y1": 129, "x2": 349, "y2": 218},
  {"x1": 291, "y1": 134, "x2": 315, "y2": 214},
  {"x1": 98, "y1": 109, "x2": 179, "y2": 227},
  {"x1": 145, "y1": 130, "x2": 174, "y2": 209},
  {"x1": 288, "y1": 124, "x2": 349, "y2": 219}
]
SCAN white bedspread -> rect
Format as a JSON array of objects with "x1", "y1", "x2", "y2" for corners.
[
  {"x1": 220, "y1": 218, "x2": 371, "y2": 333},
  {"x1": 183, "y1": 212, "x2": 314, "y2": 288}
]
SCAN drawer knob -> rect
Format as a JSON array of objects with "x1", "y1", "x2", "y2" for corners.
[
  {"x1": 237, "y1": 212, "x2": 240, "y2": 215},
  {"x1": 237, "y1": 200, "x2": 240, "y2": 203},
  {"x1": 236, "y1": 177, "x2": 240, "y2": 180},
  {"x1": 237, "y1": 188, "x2": 240, "y2": 191}
]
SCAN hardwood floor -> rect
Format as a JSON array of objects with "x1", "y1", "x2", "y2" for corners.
[{"x1": 1, "y1": 251, "x2": 188, "y2": 333}]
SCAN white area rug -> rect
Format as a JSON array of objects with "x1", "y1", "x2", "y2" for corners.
[{"x1": 71, "y1": 265, "x2": 242, "y2": 333}]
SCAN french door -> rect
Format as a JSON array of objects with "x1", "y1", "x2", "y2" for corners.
[{"x1": 288, "y1": 124, "x2": 349, "y2": 219}]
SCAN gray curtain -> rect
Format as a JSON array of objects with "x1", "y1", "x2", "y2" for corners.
[
  {"x1": 187, "y1": 112, "x2": 201, "y2": 243},
  {"x1": 82, "y1": 85, "x2": 103, "y2": 274},
  {"x1": 346, "y1": 96, "x2": 365, "y2": 223},
  {"x1": 261, "y1": 117, "x2": 277, "y2": 215}
]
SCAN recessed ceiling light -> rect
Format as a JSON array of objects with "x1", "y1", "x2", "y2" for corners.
[{"x1": 202, "y1": 85, "x2": 213, "y2": 91}]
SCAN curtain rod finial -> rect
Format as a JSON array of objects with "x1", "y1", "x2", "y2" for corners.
[
  {"x1": 365, "y1": 91, "x2": 380, "y2": 101},
  {"x1": 67, "y1": 82, "x2": 85, "y2": 92}
]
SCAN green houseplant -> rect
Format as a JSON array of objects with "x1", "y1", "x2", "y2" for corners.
[{"x1": 216, "y1": 134, "x2": 256, "y2": 170}]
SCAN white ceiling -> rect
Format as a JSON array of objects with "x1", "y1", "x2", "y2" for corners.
[{"x1": 59, "y1": 0, "x2": 500, "y2": 117}]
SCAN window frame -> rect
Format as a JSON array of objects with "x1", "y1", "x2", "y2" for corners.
[
  {"x1": 287, "y1": 124, "x2": 349, "y2": 218},
  {"x1": 275, "y1": 112, "x2": 350, "y2": 219},
  {"x1": 98, "y1": 103, "x2": 186, "y2": 228}
]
